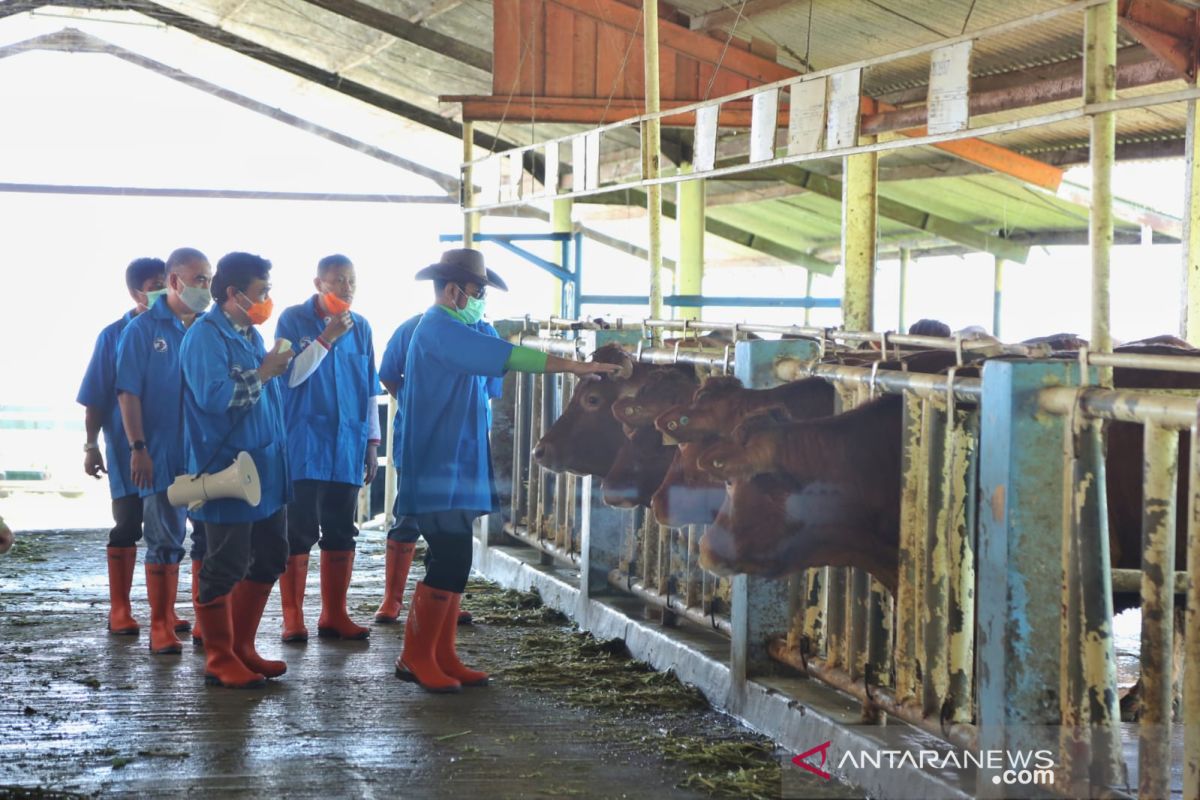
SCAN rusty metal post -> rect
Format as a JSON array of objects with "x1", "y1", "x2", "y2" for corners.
[
  {"x1": 1139, "y1": 424, "x2": 1179, "y2": 799},
  {"x1": 922, "y1": 397, "x2": 950, "y2": 720},
  {"x1": 1085, "y1": 0, "x2": 1116, "y2": 381},
  {"x1": 895, "y1": 393, "x2": 925, "y2": 705},
  {"x1": 1185, "y1": 101, "x2": 1200, "y2": 345},
  {"x1": 978, "y1": 360, "x2": 1081, "y2": 797},
  {"x1": 842, "y1": 150, "x2": 878, "y2": 331},
  {"x1": 1185, "y1": 420, "x2": 1200, "y2": 799},
  {"x1": 730, "y1": 338, "x2": 820, "y2": 698},
  {"x1": 945, "y1": 406, "x2": 978, "y2": 724}
]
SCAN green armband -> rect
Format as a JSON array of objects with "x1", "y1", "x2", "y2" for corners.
[{"x1": 505, "y1": 346, "x2": 548, "y2": 373}]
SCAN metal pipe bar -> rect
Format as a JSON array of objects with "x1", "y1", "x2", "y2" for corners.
[
  {"x1": 767, "y1": 639, "x2": 979, "y2": 751},
  {"x1": 1087, "y1": 350, "x2": 1200, "y2": 374},
  {"x1": 1039, "y1": 386, "x2": 1200, "y2": 430},
  {"x1": 1110, "y1": 568, "x2": 1191, "y2": 593},
  {"x1": 778, "y1": 361, "x2": 984, "y2": 401},
  {"x1": 578, "y1": 294, "x2": 842, "y2": 308},
  {"x1": 463, "y1": 0, "x2": 1109, "y2": 164},
  {"x1": 1139, "y1": 424, "x2": 1178, "y2": 800},
  {"x1": 513, "y1": 335, "x2": 585, "y2": 357},
  {"x1": 608, "y1": 569, "x2": 733, "y2": 636},
  {"x1": 504, "y1": 523, "x2": 581, "y2": 565}
]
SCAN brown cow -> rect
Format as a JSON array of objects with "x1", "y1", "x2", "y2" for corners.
[
  {"x1": 532, "y1": 344, "x2": 646, "y2": 477},
  {"x1": 695, "y1": 395, "x2": 904, "y2": 592},
  {"x1": 649, "y1": 376, "x2": 836, "y2": 527},
  {"x1": 602, "y1": 369, "x2": 699, "y2": 507}
]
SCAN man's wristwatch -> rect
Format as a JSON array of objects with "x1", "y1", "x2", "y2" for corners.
[
  {"x1": 84, "y1": 442, "x2": 100, "y2": 453},
  {"x1": 130, "y1": 440, "x2": 147, "y2": 451}
]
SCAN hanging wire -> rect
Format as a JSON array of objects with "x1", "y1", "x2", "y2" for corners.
[
  {"x1": 804, "y1": 0, "x2": 813, "y2": 72},
  {"x1": 599, "y1": 10, "x2": 643, "y2": 125},
  {"x1": 702, "y1": 0, "x2": 750, "y2": 100},
  {"x1": 959, "y1": 0, "x2": 978, "y2": 36}
]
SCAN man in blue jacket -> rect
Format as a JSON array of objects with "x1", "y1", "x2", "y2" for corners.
[
  {"x1": 275, "y1": 254, "x2": 380, "y2": 643},
  {"x1": 373, "y1": 312, "x2": 502, "y2": 626},
  {"x1": 393, "y1": 249, "x2": 619, "y2": 693},
  {"x1": 181, "y1": 252, "x2": 293, "y2": 689},
  {"x1": 115, "y1": 247, "x2": 211, "y2": 655},
  {"x1": 78, "y1": 256, "x2": 166, "y2": 636}
]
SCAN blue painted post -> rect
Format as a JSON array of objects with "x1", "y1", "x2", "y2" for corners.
[
  {"x1": 730, "y1": 338, "x2": 821, "y2": 701},
  {"x1": 977, "y1": 359, "x2": 1079, "y2": 796},
  {"x1": 577, "y1": 329, "x2": 644, "y2": 622}
]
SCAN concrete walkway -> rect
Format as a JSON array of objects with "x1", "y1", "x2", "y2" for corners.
[{"x1": 0, "y1": 528, "x2": 864, "y2": 799}]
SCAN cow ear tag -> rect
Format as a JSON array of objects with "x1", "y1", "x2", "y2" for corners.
[{"x1": 662, "y1": 433, "x2": 679, "y2": 446}]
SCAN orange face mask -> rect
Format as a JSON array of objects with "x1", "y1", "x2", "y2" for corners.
[
  {"x1": 322, "y1": 292, "x2": 351, "y2": 315},
  {"x1": 238, "y1": 292, "x2": 274, "y2": 325}
]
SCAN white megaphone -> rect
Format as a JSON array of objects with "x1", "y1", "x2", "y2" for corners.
[{"x1": 167, "y1": 451, "x2": 261, "y2": 511}]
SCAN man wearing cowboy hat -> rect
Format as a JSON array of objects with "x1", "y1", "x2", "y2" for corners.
[{"x1": 393, "y1": 248, "x2": 620, "y2": 693}]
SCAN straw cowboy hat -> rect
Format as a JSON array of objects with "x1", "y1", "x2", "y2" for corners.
[{"x1": 414, "y1": 248, "x2": 509, "y2": 291}]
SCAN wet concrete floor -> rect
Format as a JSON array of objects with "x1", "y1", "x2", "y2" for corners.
[{"x1": 0, "y1": 528, "x2": 865, "y2": 799}]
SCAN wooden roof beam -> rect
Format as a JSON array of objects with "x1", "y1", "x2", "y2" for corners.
[{"x1": 1117, "y1": 0, "x2": 1198, "y2": 80}]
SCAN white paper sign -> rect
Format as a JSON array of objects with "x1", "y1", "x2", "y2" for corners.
[
  {"x1": 928, "y1": 41, "x2": 972, "y2": 135},
  {"x1": 750, "y1": 88, "x2": 779, "y2": 163},
  {"x1": 827, "y1": 69, "x2": 863, "y2": 150},
  {"x1": 694, "y1": 104, "x2": 719, "y2": 172},
  {"x1": 788, "y1": 78, "x2": 827, "y2": 155}
]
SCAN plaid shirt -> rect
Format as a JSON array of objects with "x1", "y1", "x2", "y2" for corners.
[{"x1": 223, "y1": 310, "x2": 263, "y2": 410}]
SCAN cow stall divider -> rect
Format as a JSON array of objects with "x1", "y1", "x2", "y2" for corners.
[{"x1": 474, "y1": 316, "x2": 1196, "y2": 798}]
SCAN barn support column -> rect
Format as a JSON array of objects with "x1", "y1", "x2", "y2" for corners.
[
  {"x1": 842, "y1": 151, "x2": 878, "y2": 331},
  {"x1": 803, "y1": 270, "x2": 815, "y2": 326},
  {"x1": 728, "y1": 338, "x2": 821, "y2": 711},
  {"x1": 552, "y1": 198, "x2": 572, "y2": 316},
  {"x1": 463, "y1": 121, "x2": 478, "y2": 248},
  {"x1": 898, "y1": 247, "x2": 910, "y2": 333},
  {"x1": 1086, "y1": 0, "x2": 1116, "y2": 377},
  {"x1": 580, "y1": 329, "x2": 645, "y2": 622},
  {"x1": 1183, "y1": 100, "x2": 1200, "y2": 345},
  {"x1": 676, "y1": 168, "x2": 705, "y2": 322},
  {"x1": 992, "y1": 256, "x2": 1004, "y2": 338},
  {"x1": 643, "y1": 0, "x2": 664, "y2": 325},
  {"x1": 978, "y1": 360, "x2": 1096, "y2": 797}
]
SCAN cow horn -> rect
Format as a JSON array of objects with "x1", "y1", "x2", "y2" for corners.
[{"x1": 613, "y1": 351, "x2": 635, "y2": 380}]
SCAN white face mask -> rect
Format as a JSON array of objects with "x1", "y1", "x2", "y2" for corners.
[{"x1": 174, "y1": 278, "x2": 212, "y2": 313}]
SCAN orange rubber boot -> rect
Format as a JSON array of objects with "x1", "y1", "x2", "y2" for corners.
[
  {"x1": 317, "y1": 550, "x2": 370, "y2": 640},
  {"x1": 374, "y1": 541, "x2": 416, "y2": 624},
  {"x1": 167, "y1": 563, "x2": 191, "y2": 633},
  {"x1": 230, "y1": 580, "x2": 287, "y2": 679},
  {"x1": 395, "y1": 582, "x2": 461, "y2": 693},
  {"x1": 106, "y1": 546, "x2": 140, "y2": 635},
  {"x1": 279, "y1": 554, "x2": 310, "y2": 643},
  {"x1": 146, "y1": 564, "x2": 183, "y2": 655},
  {"x1": 191, "y1": 561, "x2": 204, "y2": 645},
  {"x1": 436, "y1": 593, "x2": 489, "y2": 687},
  {"x1": 195, "y1": 594, "x2": 266, "y2": 689}
]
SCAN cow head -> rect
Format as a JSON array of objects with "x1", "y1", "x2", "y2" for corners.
[
  {"x1": 611, "y1": 368, "x2": 698, "y2": 437},
  {"x1": 532, "y1": 344, "x2": 637, "y2": 476},
  {"x1": 694, "y1": 407, "x2": 790, "y2": 483},
  {"x1": 650, "y1": 439, "x2": 727, "y2": 527},
  {"x1": 700, "y1": 474, "x2": 899, "y2": 593},
  {"x1": 601, "y1": 423, "x2": 678, "y2": 508},
  {"x1": 654, "y1": 375, "x2": 745, "y2": 444}
]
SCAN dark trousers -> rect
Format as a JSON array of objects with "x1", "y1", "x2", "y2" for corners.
[
  {"x1": 188, "y1": 519, "x2": 207, "y2": 562},
  {"x1": 413, "y1": 510, "x2": 479, "y2": 594},
  {"x1": 198, "y1": 509, "x2": 288, "y2": 604},
  {"x1": 286, "y1": 480, "x2": 360, "y2": 555},
  {"x1": 108, "y1": 494, "x2": 143, "y2": 548},
  {"x1": 387, "y1": 482, "x2": 421, "y2": 544}
]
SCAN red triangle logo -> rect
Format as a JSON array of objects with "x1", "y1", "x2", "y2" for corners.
[{"x1": 791, "y1": 741, "x2": 832, "y2": 780}]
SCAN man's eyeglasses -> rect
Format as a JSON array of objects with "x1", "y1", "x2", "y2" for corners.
[{"x1": 458, "y1": 284, "x2": 486, "y2": 300}]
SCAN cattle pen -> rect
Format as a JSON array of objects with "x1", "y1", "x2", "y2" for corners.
[{"x1": 449, "y1": 317, "x2": 1200, "y2": 799}]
